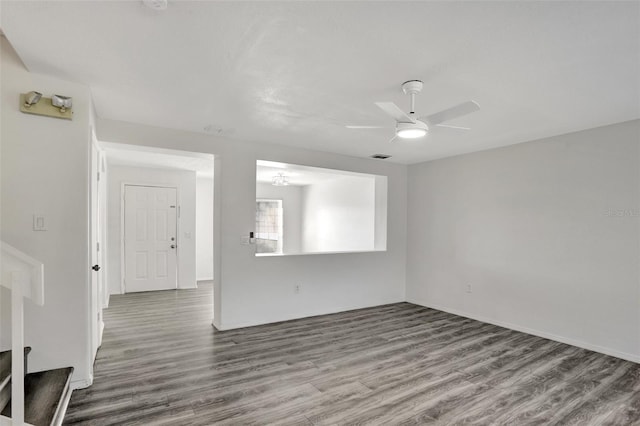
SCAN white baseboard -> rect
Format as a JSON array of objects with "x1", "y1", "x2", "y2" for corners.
[
  {"x1": 98, "y1": 320, "x2": 105, "y2": 347},
  {"x1": 409, "y1": 298, "x2": 640, "y2": 364},
  {"x1": 71, "y1": 375, "x2": 92, "y2": 390}
]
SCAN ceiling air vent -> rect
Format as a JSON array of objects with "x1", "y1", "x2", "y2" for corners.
[
  {"x1": 143, "y1": 0, "x2": 168, "y2": 10},
  {"x1": 370, "y1": 154, "x2": 391, "y2": 160}
]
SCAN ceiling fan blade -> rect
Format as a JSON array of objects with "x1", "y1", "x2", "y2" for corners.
[
  {"x1": 375, "y1": 102, "x2": 416, "y2": 124},
  {"x1": 345, "y1": 125, "x2": 387, "y2": 129},
  {"x1": 435, "y1": 124, "x2": 470, "y2": 130},
  {"x1": 421, "y1": 101, "x2": 480, "y2": 125}
]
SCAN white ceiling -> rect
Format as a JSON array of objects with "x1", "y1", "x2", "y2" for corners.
[
  {"x1": 2, "y1": 1, "x2": 638, "y2": 164},
  {"x1": 101, "y1": 142, "x2": 214, "y2": 177},
  {"x1": 256, "y1": 160, "x2": 376, "y2": 186}
]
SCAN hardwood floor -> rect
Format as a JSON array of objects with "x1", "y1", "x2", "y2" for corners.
[{"x1": 64, "y1": 283, "x2": 640, "y2": 425}]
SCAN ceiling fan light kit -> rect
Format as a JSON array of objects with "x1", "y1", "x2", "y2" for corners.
[
  {"x1": 396, "y1": 121, "x2": 427, "y2": 139},
  {"x1": 346, "y1": 79, "x2": 480, "y2": 142}
]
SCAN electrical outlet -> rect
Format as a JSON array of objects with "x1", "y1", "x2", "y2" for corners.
[
  {"x1": 466, "y1": 284, "x2": 472, "y2": 293},
  {"x1": 294, "y1": 284, "x2": 301, "y2": 294}
]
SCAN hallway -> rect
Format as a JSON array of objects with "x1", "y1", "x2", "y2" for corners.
[{"x1": 65, "y1": 283, "x2": 214, "y2": 424}]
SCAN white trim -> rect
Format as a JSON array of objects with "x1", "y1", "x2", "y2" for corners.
[
  {"x1": 71, "y1": 376, "x2": 93, "y2": 390},
  {"x1": 409, "y1": 298, "x2": 640, "y2": 364},
  {"x1": 120, "y1": 183, "x2": 180, "y2": 294},
  {"x1": 99, "y1": 320, "x2": 105, "y2": 346},
  {"x1": 254, "y1": 249, "x2": 387, "y2": 257},
  {"x1": 87, "y1": 132, "x2": 99, "y2": 395}
]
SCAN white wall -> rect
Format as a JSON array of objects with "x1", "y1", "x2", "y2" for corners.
[
  {"x1": 106, "y1": 165, "x2": 197, "y2": 294},
  {"x1": 406, "y1": 120, "x2": 640, "y2": 362},
  {"x1": 302, "y1": 175, "x2": 376, "y2": 253},
  {"x1": 0, "y1": 37, "x2": 92, "y2": 386},
  {"x1": 374, "y1": 175, "x2": 388, "y2": 251},
  {"x1": 196, "y1": 176, "x2": 214, "y2": 281},
  {"x1": 97, "y1": 118, "x2": 407, "y2": 330},
  {"x1": 256, "y1": 182, "x2": 302, "y2": 255}
]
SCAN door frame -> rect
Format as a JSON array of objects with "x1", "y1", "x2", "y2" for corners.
[
  {"x1": 120, "y1": 182, "x2": 180, "y2": 294},
  {"x1": 88, "y1": 130, "x2": 107, "y2": 384}
]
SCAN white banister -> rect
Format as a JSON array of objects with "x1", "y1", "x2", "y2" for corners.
[
  {"x1": 10, "y1": 276, "x2": 24, "y2": 425},
  {"x1": 0, "y1": 242, "x2": 44, "y2": 306},
  {"x1": 1, "y1": 242, "x2": 43, "y2": 426}
]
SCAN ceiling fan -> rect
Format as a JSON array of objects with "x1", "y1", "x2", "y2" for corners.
[{"x1": 346, "y1": 80, "x2": 480, "y2": 142}]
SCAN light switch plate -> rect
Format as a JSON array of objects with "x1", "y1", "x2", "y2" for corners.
[{"x1": 33, "y1": 214, "x2": 47, "y2": 231}]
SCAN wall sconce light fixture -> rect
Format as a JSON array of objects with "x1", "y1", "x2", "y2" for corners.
[{"x1": 20, "y1": 91, "x2": 73, "y2": 120}]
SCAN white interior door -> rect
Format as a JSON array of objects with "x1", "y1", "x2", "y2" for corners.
[
  {"x1": 90, "y1": 138, "x2": 103, "y2": 362},
  {"x1": 124, "y1": 185, "x2": 178, "y2": 292}
]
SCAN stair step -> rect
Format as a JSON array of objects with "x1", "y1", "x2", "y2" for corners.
[
  {"x1": 0, "y1": 347, "x2": 31, "y2": 410},
  {"x1": 1, "y1": 367, "x2": 74, "y2": 426},
  {"x1": 0, "y1": 347, "x2": 31, "y2": 387}
]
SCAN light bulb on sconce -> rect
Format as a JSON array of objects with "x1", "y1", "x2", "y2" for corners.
[
  {"x1": 51, "y1": 95, "x2": 72, "y2": 113},
  {"x1": 23, "y1": 91, "x2": 42, "y2": 108}
]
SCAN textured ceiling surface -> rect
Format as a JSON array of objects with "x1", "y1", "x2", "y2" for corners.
[{"x1": 2, "y1": 1, "x2": 638, "y2": 164}]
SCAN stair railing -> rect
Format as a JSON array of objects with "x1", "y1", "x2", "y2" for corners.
[{"x1": 0, "y1": 242, "x2": 44, "y2": 426}]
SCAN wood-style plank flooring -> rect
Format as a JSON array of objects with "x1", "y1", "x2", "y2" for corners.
[{"x1": 65, "y1": 283, "x2": 640, "y2": 425}]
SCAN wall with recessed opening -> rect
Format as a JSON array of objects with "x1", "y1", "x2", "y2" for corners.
[{"x1": 97, "y1": 118, "x2": 407, "y2": 330}]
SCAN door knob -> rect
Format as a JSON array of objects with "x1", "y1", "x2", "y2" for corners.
[
  {"x1": 92, "y1": 265, "x2": 101, "y2": 271},
  {"x1": 170, "y1": 244, "x2": 176, "y2": 249}
]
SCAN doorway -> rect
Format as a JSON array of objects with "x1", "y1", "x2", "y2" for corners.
[
  {"x1": 123, "y1": 184, "x2": 178, "y2": 293},
  {"x1": 87, "y1": 141, "x2": 216, "y2": 388}
]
